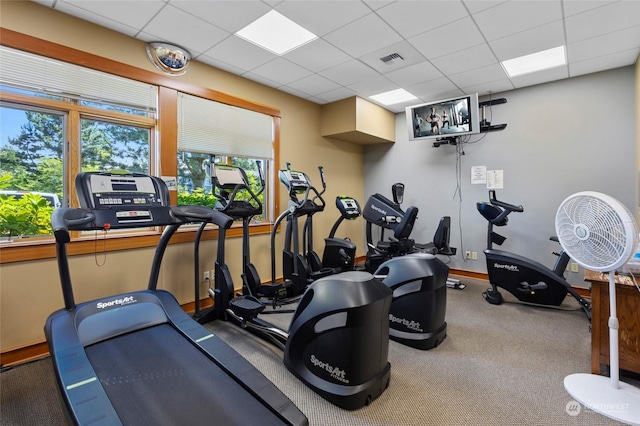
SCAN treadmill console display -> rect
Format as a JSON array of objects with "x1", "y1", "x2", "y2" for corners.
[{"x1": 83, "y1": 174, "x2": 165, "y2": 225}]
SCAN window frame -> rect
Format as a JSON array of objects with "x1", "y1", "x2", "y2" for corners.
[{"x1": 0, "y1": 28, "x2": 281, "y2": 264}]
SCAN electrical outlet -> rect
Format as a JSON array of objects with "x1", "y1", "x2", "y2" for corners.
[
  {"x1": 203, "y1": 270, "x2": 210, "y2": 281},
  {"x1": 471, "y1": 251, "x2": 478, "y2": 260},
  {"x1": 570, "y1": 263, "x2": 579, "y2": 273},
  {"x1": 465, "y1": 251, "x2": 471, "y2": 260}
]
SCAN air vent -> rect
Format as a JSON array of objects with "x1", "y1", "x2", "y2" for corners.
[{"x1": 380, "y1": 53, "x2": 405, "y2": 65}]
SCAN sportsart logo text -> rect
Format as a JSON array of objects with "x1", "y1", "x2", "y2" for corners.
[
  {"x1": 370, "y1": 204, "x2": 387, "y2": 215},
  {"x1": 310, "y1": 354, "x2": 349, "y2": 384},
  {"x1": 389, "y1": 313, "x2": 423, "y2": 332},
  {"x1": 96, "y1": 296, "x2": 136, "y2": 309},
  {"x1": 493, "y1": 263, "x2": 519, "y2": 272}
]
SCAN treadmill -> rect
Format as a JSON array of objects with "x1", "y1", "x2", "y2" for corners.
[{"x1": 45, "y1": 171, "x2": 308, "y2": 426}]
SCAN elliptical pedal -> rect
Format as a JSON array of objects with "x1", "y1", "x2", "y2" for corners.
[{"x1": 229, "y1": 296, "x2": 265, "y2": 321}]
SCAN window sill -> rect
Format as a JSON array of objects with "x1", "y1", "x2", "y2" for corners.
[{"x1": 0, "y1": 222, "x2": 273, "y2": 264}]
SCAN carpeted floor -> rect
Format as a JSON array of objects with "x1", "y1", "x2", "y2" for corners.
[{"x1": 1, "y1": 275, "x2": 636, "y2": 425}]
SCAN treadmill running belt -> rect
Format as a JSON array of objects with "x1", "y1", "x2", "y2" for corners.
[{"x1": 85, "y1": 323, "x2": 287, "y2": 425}]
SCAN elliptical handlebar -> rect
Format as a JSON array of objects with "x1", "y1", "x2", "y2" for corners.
[
  {"x1": 317, "y1": 166, "x2": 326, "y2": 194},
  {"x1": 255, "y1": 160, "x2": 265, "y2": 197}
]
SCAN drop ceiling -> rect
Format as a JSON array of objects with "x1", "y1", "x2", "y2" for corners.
[{"x1": 33, "y1": 0, "x2": 640, "y2": 113}]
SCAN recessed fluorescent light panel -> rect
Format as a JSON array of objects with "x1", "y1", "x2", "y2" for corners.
[
  {"x1": 235, "y1": 10, "x2": 318, "y2": 55},
  {"x1": 370, "y1": 89, "x2": 417, "y2": 106},
  {"x1": 501, "y1": 46, "x2": 566, "y2": 77}
]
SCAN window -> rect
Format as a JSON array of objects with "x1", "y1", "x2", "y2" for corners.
[
  {"x1": 0, "y1": 34, "x2": 281, "y2": 262},
  {"x1": 0, "y1": 104, "x2": 64, "y2": 239},
  {"x1": 80, "y1": 118, "x2": 150, "y2": 174},
  {"x1": 0, "y1": 46, "x2": 157, "y2": 239},
  {"x1": 176, "y1": 92, "x2": 274, "y2": 221},
  {"x1": 177, "y1": 153, "x2": 267, "y2": 220}
]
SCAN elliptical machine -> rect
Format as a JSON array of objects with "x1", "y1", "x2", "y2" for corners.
[
  {"x1": 476, "y1": 190, "x2": 591, "y2": 318},
  {"x1": 294, "y1": 165, "x2": 359, "y2": 275},
  {"x1": 277, "y1": 163, "x2": 355, "y2": 297},
  {"x1": 193, "y1": 184, "x2": 393, "y2": 409},
  {"x1": 319, "y1": 195, "x2": 362, "y2": 272},
  {"x1": 192, "y1": 162, "x2": 293, "y2": 320}
]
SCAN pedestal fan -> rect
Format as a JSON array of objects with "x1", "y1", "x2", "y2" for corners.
[{"x1": 555, "y1": 191, "x2": 640, "y2": 425}]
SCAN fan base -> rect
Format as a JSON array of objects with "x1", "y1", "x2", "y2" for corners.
[{"x1": 564, "y1": 373, "x2": 640, "y2": 425}]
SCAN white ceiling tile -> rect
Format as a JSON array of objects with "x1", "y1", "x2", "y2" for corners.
[
  {"x1": 385, "y1": 61, "x2": 445, "y2": 87},
  {"x1": 319, "y1": 59, "x2": 380, "y2": 86},
  {"x1": 286, "y1": 74, "x2": 342, "y2": 96},
  {"x1": 31, "y1": 0, "x2": 57, "y2": 7},
  {"x1": 569, "y1": 48, "x2": 640, "y2": 77},
  {"x1": 314, "y1": 87, "x2": 359, "y2": 103},
  {"x1": 283, "y1": 39, "x2": 351, "y2": 73},
  {"x1": 143, "y1": 4, "x2": 230, "y2": 53},
  {"x1": 275, "y1": 1, "x2": 371, "y2": 36},
  {"x1": 306, "y1": 95, "x2": 329, "y2": 104},
  {"x1": 241, "y1": 72, "x2": 284, "y2": 89},
  {"x1": 249, "y1": 58, "x2": 314, "y2": 86},
  {"x1": 54, "y1": 2, "x2": 142, "y2": 37},
  {"x1": 276, "y1": 85, "x2": 314, "y2": 99},
  {"x1": 36, "y1": 0, "x2": 640, "y2": 106},
  {"x1": 323, "y1": 13, "x2": 403, "y2": 58},
  {"x1": 448, "y1": 63, "x2": 507, "y2": 88},
  {"x1": 347, "y1": 76, "x2": 398, "y2": 98},
  {"x1": 168, "y1": 0, "x2": 271, "y2": 33},
  {"x1": 196, "y1": 56, "x2": 247, "y2": 77},
  {"x1": 462, "y1": 79, "x2": 514, "y2": 97},
  {"x1": 473, "y1": 0, "x2": 563, "y2": 41},
  {"x1": 58, "y1": 0, "x2": 166, "y2": 30},
  {"x1": 568, "y1": 26, "x2": 640, "y2": 63},
  {"x1": 562, "y1": 0, "x2": 620, "y2": 17},
  {"x1": 358, "y1": 41, "x2": 427, "y2": 74},
  {"x1": 462, "y1": 0, "x2": 508, "y2": 14},
  {"x1": 406, "y1": 78, "x2": 463, "y2": 102},
  {"x1": 200, "y1": 36, "x2": 276, "y2": 72},
  {"x1": 408, "y1": 17, "x2": 485, "y2": 61},
  {"x1": 565, "y1": 1, "x2": 640, "y2": 43},
  {"x1": 509, "y1": 64, "x2": 569, "y2": 88},
  {"x1": 431, "y1": 43, "x2": 499, "y2": 76},
  {"x1": 375, "y1": 1, "x2": 470, "y2": 39},
  {"x1": 362, "y1": 1, "x2": 396, "y2": 11},
  {"x1": 489, "y1": 20, "x2": 566, "y2": 61}
]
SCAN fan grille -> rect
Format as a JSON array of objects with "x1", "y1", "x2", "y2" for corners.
[{"x1": 555, "y1": 192, "x2": 638, "y2": 272}]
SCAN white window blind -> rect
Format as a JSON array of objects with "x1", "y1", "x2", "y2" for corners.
[
  {"x1": 0, "y1": 46, "x2": 157, "y2": 112},
  {"x1": 177, "y1": 92, "x2": 273, "y2": 159}
]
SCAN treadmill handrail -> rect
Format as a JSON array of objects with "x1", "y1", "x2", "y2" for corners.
[
  {"x1": 172, "y1": 205, "x2": 233, "y2": 229},
  {"x1": 52, "y1": 208, "x2": 96, "y2": 243}
]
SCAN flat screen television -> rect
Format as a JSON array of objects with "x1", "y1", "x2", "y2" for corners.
[{"x1": 405, "y1": 93, "x2": 480, "y2": 142}]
